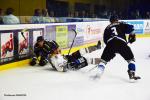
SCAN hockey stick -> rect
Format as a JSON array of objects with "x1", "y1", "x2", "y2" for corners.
[
  {"x1": 67, "y1": 29, "x2": 77, "y2": 56},
  {"x1": 87, "y1": 65, "x2": 98, "y2": 72},
  {"x1": 66, "y1": 29, "x2": 77, "y2": 69}
]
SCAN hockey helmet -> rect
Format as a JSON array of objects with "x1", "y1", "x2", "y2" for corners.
[
  {"x1": 109, "y1": 15, "x2": 118, "y2": 23},
  {"x1": 50, "y1": 40, "x2": 59, "y2": 52},
  {"x1": 37, "y1": 36, "x2": 44, "y2": 42}
]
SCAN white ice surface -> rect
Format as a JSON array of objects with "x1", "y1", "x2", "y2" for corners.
[{"x1": 0, "y1": 38, "x2": 150, "y2": 100}]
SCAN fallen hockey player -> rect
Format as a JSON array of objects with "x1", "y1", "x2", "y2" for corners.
[{"x1": 29, "y1": 36, "x2": 101, "y2": 72}]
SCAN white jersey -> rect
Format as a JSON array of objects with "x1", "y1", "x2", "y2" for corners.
[{"x1": 51, "y1": 54, "x2": 67, "y2": 72}]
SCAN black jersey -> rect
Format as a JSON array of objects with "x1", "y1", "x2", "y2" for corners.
[
  {"x1": 34, "y1": 40, "x2": 59, "y2": 55},
  {"x1": 103, "y1": 22, "x2": 134, "y2": 44}
]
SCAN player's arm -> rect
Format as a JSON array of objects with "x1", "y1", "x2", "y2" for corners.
[
  {"x1": 30, "y1": 43, "x2": 40, "y2": 66},
  {"x1": 127, "y1": 24, "x2": 136, "y2": 44},
  {"x1": 123, "y1": 23, "x2": 136, "y2": 44},
  {"x1": 128, "y1": 32, "x2": 136, "y2": 44},
  {"x1": 103, "y1": 28, "x2": 110, "y2": 45},
  {"x1": 123, "y1": 23, "x2": 134, "y2": 34},
  {"x1": 34, "y1": 43, "x2": 40, "y2": 53},
  {"x1": 42, "y1": 40, "x2": 58, "y2": 55}
]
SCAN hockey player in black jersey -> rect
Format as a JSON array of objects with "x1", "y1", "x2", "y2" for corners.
[
  {"x1": 30, "y1": 36, "x2": 59, "y2": 66},
  {"x1": 92, "y1": 16, "x2": 141, "y2": 80}
]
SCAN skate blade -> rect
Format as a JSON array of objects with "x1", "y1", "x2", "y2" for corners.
[
  {"x1": 89, "y1": 74, "x2": 101, "y2": 80},
  {"x1": 129, "y1": 78, "x2": 140, "y2": 83},
  {"x1": 134, "y1": 76, "x2": 141, "y2": 80},
  {"x1": 129, "y1": 79, "x2": 137, "y2": 83}
]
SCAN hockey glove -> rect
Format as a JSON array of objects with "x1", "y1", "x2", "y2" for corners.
[
  {"x1": 39, "y1": 59, "x2": 48, "y2": 66},
  {"x1": 128, "y1": 34, "x2": 136, "y2": 44},
  {"x1": 30, "y1": 57, "x2": 37, "y2": 66}
]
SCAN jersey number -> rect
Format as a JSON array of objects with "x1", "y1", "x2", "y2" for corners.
[{"x1": 111, "y1": 27, "x2": 118, "y2": 35}]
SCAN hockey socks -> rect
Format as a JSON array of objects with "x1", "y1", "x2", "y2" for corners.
[
  {"x1": 128, "y1": 62, "x2": 141, "y2": 80},
  {"x1": 79, "y1": 45, "x2": 99, "y2": 55}
]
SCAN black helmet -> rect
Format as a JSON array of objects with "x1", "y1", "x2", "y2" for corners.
[
  {"x1": 43, "y1": 40, "x2": 59, "y2": 54},
  {"x1": 109, "y1": 15, "x2": 118, "y2": 23},
  {"x1": 50, "y1": 40, "x2": 59, "y2": 52},
  {"x1": 37, "y1": 36, "x2": 44, "y2": 42}
]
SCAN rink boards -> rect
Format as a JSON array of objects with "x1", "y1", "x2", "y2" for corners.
[{"x1": 0, "y1": 20, "x2": 150, "y2": 71}]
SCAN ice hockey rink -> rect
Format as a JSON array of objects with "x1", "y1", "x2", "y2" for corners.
[{"x1": 0, "y1": 37, "x2": 150, "y2": 100}]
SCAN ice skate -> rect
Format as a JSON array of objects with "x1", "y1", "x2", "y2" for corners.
[
  {"x1": 127, "y1": 70, "x2": 141, "y2": 82},
  {"x1": 89, "y1": 65, "x2": 105, "y2": 80}
]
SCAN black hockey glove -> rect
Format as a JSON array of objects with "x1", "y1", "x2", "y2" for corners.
[
  {"x1": 39, "y1": 59, "x2": 48, "y2": 66},
  {"x1": 128, "y1": 34, "x2": 136, "y2": 44},
  {"x1": 30, "y1": 57, "x2": 37, "y2": 66}
]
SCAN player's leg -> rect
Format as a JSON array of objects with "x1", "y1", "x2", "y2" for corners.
[
  {"x1": 79, "y1": 45, "x2": 100, "y2": 55},
  {"x1": 65, "y1": 50, "x2": 88, "y2": 70},
  {"x1": 72, "y1": 42, "x2": 102, "y2": 66},
  {"x1": 119, "y1": 44, "x2": 141, "y2": 80},
  {"x1": 91, "y1": 44, "x2": 116, "y2": 78}
]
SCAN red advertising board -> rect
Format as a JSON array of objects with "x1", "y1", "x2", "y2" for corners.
[{"x1": 0, "y1": 32, "x2": 14, "y2": 63}]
